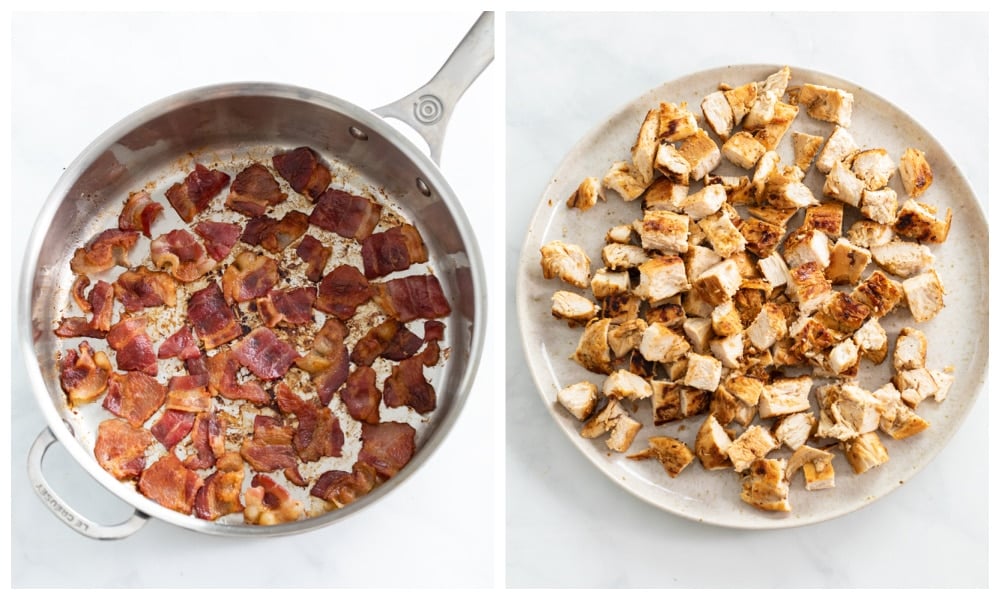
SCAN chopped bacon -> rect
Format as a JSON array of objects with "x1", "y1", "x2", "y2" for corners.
[
  {"x1": 232, "y1": 327, "x2": 300, "y2": 380},
  {"x1": 188, "y1": 283, "x2": 242, "y2": 349},
  {"x1": 283, "y1": 466, "x2": 308, "y2": 487},
  {"x1": 294, "y1": 318, "x2": 350, "y2": 406},
  {"x1": 165, "y1": 374, "x2": 212, "y2": 412},
  {"x1": 244, "y1": 474, "x2": 304, "y2": 525},
  {"x1": 165, "y1": 163, "x2": 230, "y2": 223},
  {"x1": 225, "y1": 163, "x2": 287, "y2": 217},
  {"x1": 185, "y1": 354, "x2": 209, "y2": 377},
  {"x1": 102, "y1": 371, "x2": 166, "y2": 428},
  {"x1": 424, "y1": 320, "x2": 446, "y2": 342},
  {"x1": 138, "y1": 453, "x2": 204, "y2": 514},
  {"x1": 315, "y1": 265, "x2": 372, "y2": 320},
  {"x1": 118, "y1": 191, "x2": 164, "y2": 238},
  {"x1": 309, "y1": 189, "x2": 382, "y2": 241},
  {"x1": 257, "y1": 287, "x2": 317, "y2": 328},
  {"x1": 383, "y1": 353, "x2": 436, "y2": 414},
  {"x1": 221, "y1": 251, "x2": 279, "y2": 304},
  {"x1": 272, "y1": 147, "x2": 331, "y2": 201},
  {"x1": 204, "y1": 349, "x2": 268, "y2": 405},
  {"x1": 240, "y1": 415, "x2": 298, "y2": 472},
  {"x1": 107, "y1": 317, "x2": 158, "y2": 376},
  {"x1": 69, "y1": 228, "x2": 140, "y2": 275},
  {"x1": 114, "y1": 266, "x2": 177, "y2": 312},
  {"x1": 192, "y1": 221, "x2": 242, "y2": 261},
  {"x1": 358, "y1": 421, "x2": 416, "y2": 481},
  {"x1": 150, "y1": 410, "x2": 197, "y2": 449},
  {"x1": 340, "y1": 366, "x2": 381, "y2": 424},
  {"x1": 295, "y1": 235, "x2": 331, "y2": 282},
  {"x1": 310, "y1": 463, "x2": 377, "y2": 507},
  {"x1": 94, "y1": 419, "x2": 154, "y2": 481},
  {"x1": 157, "y1": 326, "x2": 201, "y2": 360},
  {"x1": 240, "y1": 211, "x2": 309, "y2": 254},
  {"x1": 350, "y1": 318, "x2": 422, "y2": 366},
  {"x1": 150, "y1": 229, "x2": 217, "y2": 283},
  {"x1": 194, "y1": 453, "x2": 245, "y2": 520},
  {"x1": 361, "y1": 224, "x2": 429, "y2": 279},
  {"x1": 184, "y1": 410, "x2": 227, "y2": 470},
  {"x1": 71, "y1": 275, "x2": 92, "y2": 312},
  {"x1": 372, "y1": 274, "x2": 452, "y2": 322},
  {"x1": 54, "y1": 317, "x2": 106, "y2": 339},
  {"x1": 55, "y1": 280, "x2": 116, "y2": 338},
  {"x1": 275, "y1": 383, "x2": 344, "y2": 462},
  {"x1": 59, "y1": 341, "x2": 113, "y2": 406}
]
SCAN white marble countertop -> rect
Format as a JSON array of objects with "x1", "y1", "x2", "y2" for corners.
[
  {"x1": 505, "y1": 12, "x2": 988, "y2": 588},
  {"x1": 10, "y1": 12, "x2": 498, "y2": 588}
]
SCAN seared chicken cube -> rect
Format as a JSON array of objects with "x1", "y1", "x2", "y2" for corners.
[
  {"x1": 722, "y1": 131, "x2": 767, "y2": 169},
  {"x1": 603, "y1": 369, "x2": 653, "y2": 404},
  {"x1": 803, "y1": 202, "x2": 844, "y2": 238},
  {"x1": 893, "y1": 199, "x2": 952, "y2": 244},
  {"x1": 631, "y1": 108, "x2": 660, "y2": 185},
  {"x1": 728, "y1": 374, "x2": 765, "y2": 407},
  {"x1": 603, "y1": 161, "x2": 649, "y2": 202},
  {"x1": 792, "y1": 131, "x2": 825, "y2": 172},
  {"x1": 823, "y1": 160, "x2": 866, "y2": 207},
  {"x1": 556, "y1": 381, "x2": 599, "y2": 421},
  {"x1": 605, "y1": 224, "x2": 633, "y2": 244},
  {"x1": 741, "y1": 458, "x2": 791, "y2": 512},
  {"x1": 566, "y1": 176, "x2": 602, "y2": 211},
  {"x1": 705, "y1": 173, "x2": 753, "y2": 205},
  {"x1": 635, "y1": 210, "x2": 689, "y2": 253},
  {"x1": 759, "y1": 164, "x2": 816, "y2": 210},
  {"x1": 835, "y1": 383, "x2": 883, "y2": 435},
  {"x1": 902, "y1": 270, "x2": 946, "y2": 323},
  {"x1": 750, "y1": 150, "x2": 781, "y2": 199},
  {"x1": 657, "y1": 101, "x2": 699, "y2": 143},
  {"x1": 682, "y1": 289, "x2": 714, "y2": 318},
  {"x1": 701, "y1": 90, "x2": 735, "y2": 140},
  {"x1": 899, "y1": 147, "x2": 934, "y2": 198},
  {"x1": 684, "y1": 352, "x2": 723, "y2": 392},
  {"x1": 759, "y1": 375, "x2": 812, "y2": 419},
  {"x1": 930, "y1": 369, "x2": 954, "y2": 403},
  {"x1": 684, "y1": 245, "x2": 723, "y2": 281},
  {"x1": 815, "y1": 125, "x2": 860, "y2": 174},
  {"x1": 825, "y1": 238, "x2": 871, "y2": 285},
  {"x1": 842, "y1": 431, "x2": 890, "y2": 475},
  {"x1": 639, "y1": 322, "x2": 690, "y2": 363},
  {"x1": 788, "y1": 316, "x2": 839, "y2": 356},
  {"x1": 815, "y1": 291, "x2": 872, "y2": 334},
  {"x1": 540, "y1": 240, "x2": 592, "y2": 288},
  {"x1": 681, "y1": 387, "x2": 712, "y2": 418},
  {"x1": 851, "y1": 148, "x2": 896, "y2": 191},
  {"x1": 591, "y1": 268, "x2": 630, "y2": 299},
  {"x1": 743, "y1": 89, "x2": 779, "y2": 131},
  {"x1": 761, "y1": 65, "x2": 792, "y2": 97},
  {"x1": 732, "y1": 279, "x2": 771, "y2": 325},
  {"x1": 827, "y1": 338, "x2": 860, "y2": 376},
  {"x1": 682, "y1": 317, "x2": 714, "y2": 354},
  {"x1": 853, "y1": 317, "x2": 888, "y2": 364},
  {"x1": 680, "y1": 183, "x2": 726, "y2": 220},
  {"x1": 643, "y1": 178, "x2": 689, "y2": 211},
  {"x1": 727, "y1": 425, "x2": 777, "y2": 472},
  {"x1": 788, "y1": 262, "x2": 832, "y2": 314},
  {"x1": 893, "y1": 327, "x2": 927, "y2": 370},
  {"x1": 773, "y1": 411, "x2": 817, "y2": 451},
  {"x1": 850, "y1": 273, "x2": 903, "y2": 322},
  {"x1": 757, "y1": 253, "x2": 792, "y2": 289},
  {"x1": 571, "y1": 318, "x2": 613, "y2": 374},
  {"x1": 783, "y1": 227, "x2": 831, "y2": 269},
  {"x1": 740, "y1": 218, "x2": 785, "y2": 258},
  {"x1": 645, "y1": 303, "x2": 686, "y2": 328},
  {"x1": 875, "y1": 383, "x2": 930, "y2": 440},
  {"x1": 551, "y1": 290, "x2": 599, "y2": 324},
  {"x1": 796, "y1": 83, "x2": 854, "y2": 127},
  {"x1": 753, "y1": 101, "x2": 799, "y2": 151},
  {"x1": 695, "y1": 414, "x2": 733, "y2": 470},
  {"x1": 846, "y1": 219, "x2": 894, "y2": 249},
  {"x1": 602, "y1": 243, "x2": 649, "y2": 271},
  {"x1": 628, "y1": 436, "x2": 696, "y2": 478},
  {"x1": 724, "y1": 81, "x2": 759, "y2": 124},
  {"x1": 786, "y1": 445, "x2": 836, "y2": 490},
  {"x1": 635, "y1": 255, "x2": 690, "y2": 305},
  {"x1": 710, "y1": 333, "x2": 744, "y2": 369},
  {"x1": 654, "y1": 142, "x2": 692, "y2": 184},
  {"x1": 580, "y1": 399, "x2": 642, "y2": 453},
  {"x1": 699, "y1": 211, "x2": 746, "y2": 258},
  {"x1": 710, "y1": 301, "x2": 743, "y2": 337},
  {"x1": 651, "y1": 380, "x2": 682, "y2": 424},
  {"x1": 870, "y1": 240, "x2": 934, "y2": 278},
  {"x1": 607, "y1": 319, "x2": 647, "y2": 358},
  {"x1": 677, "y1": 129, "x2": 721, "y2": 181},
  {"x1": 693, "y1": 258, "x2": 743, "y2": 305},
  {"x1": 894, "y1": 367, "x2": 939, "y2": 408}
]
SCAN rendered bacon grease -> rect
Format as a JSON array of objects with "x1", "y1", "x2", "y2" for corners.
[
  {"x1": 56, "y1": 146, "x2": 451, "y2": 525},
  {"x1": 542, "y1": 67, "x2": 954, "y2": 513}
]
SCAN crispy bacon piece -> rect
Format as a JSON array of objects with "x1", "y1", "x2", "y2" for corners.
[
  {"x1": 240, "y1": 211, "x2": 309, "y2": 254},
  {"x1": 372, "y1": 274, "x2": 452, "y2": 322},
  {"x1": 283, "y1": 466, "x2": 308, "y2": 487},
  {"x1": 188, "y1": 283, "x2": 242, "y2": 349},
  {"x1": 383, "y1": 355, "x2": 436, "y2": 414},
  {"x1": 309, "y1": 189, "x2": 382, "y2": 241},
  {"x1": 71, "y1": 275, "x2": 92, "y2": 313},
  {"x1": 107, "y1": 317, "x2": 158, "y2": 376},
  {"x1": 350, "y1": 318, "x2": 423, "y2": 366},
  {"x1": 424, "y1": 319, "x2": 446, "y2": 342},
  {"x1": 340, "y1": 366, "x2": 381, "y2": 424},
  {"x1": 56, "y1": 280, "x2": 116, "y2": 338},
  {"x1": 257, "y1": 286, "x2": 317, "y2": 328},
  {"x1": 192, "y1": 221, "x2": 242, "y2": 262},
  {"x1": 275, "y1": 383, "x2": 344, "y2": 462},
  {"x1": 150, "y1": 229, "x2": 217, "y2": 283},
  {"x1": 295, "y1": 235, "x2": 331, "y2": 282},
  {"x1": 114, "y1": 266, "x2": 177, "y2": 312},
  {"x1": 118, "y1": 190, "x2": 164, "y2": 238},
  {"x1": 310, "y1": 463, "x2": 377, "y2": 507},
  {"x1": 204, "y1": 349, "x2": 268, "y2": 405},
  {"x1": 221, "y1": 251, "x2": 279, "y2": 304},
  {"x1": 315, "y1": 265, "x2": 371, "y2": 320},
  {"x1": 165, "y1": 374, "x2": 212, "y2": 412},
  {"x1": 240, "y1": 415, "x2": 298, "y2": 472},
  {"x1": 150, "y1": 410, "x2": 197, "y2": 449},
  {"x1": 225, "y1": 163, "x2": 287, "y2": 217},
  {"x1": 194, "y1": 452, "x2": 245, "y2": 520},
  {"x1": 165, "y1": 163, "x2": 230, "y2": 223},
  {"x1": 138, "y1": 453, "x2": 204, "y2": 514},
  {"x1": 244, "y1": 474, "x2": 304, "y2": 525},
  {"x1": 54, "y1": 317, "x2": 106, "y2": 339},
  {"x1": 232, "y1": 327, "x2": 300, "y2": 380},
  {"x1": 58, "y1": 341, "x2": 113, "y2": 405},
  {"x1": 157, "y1": 326, "x2": 201, "y2": 360},
  {"x1": 358, "y1": 421, "x2": 416, "y2": 481},
  {"x1": 294, "y1": 319, "x2": 350, "y2": 406},
  {"x1": 361, "y1": 224, "x2": 429, "y2": 279},
  {"x1": 272, "y1": 147, "x2": 331, "y2": 201},
  {"x1": 69, "y1": 228, "x2": 140, "y2": 275},
  {"x1": 94, "y1": 419, "x2": 154, "y2": 481},
  {"x1": 102, "y1": 371, "x2": 166, "y2": 428},
  {"x1": 184, "y1": 410, "x2": 227, "y2": 470}
]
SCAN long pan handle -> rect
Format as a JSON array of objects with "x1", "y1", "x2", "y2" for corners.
[
  {"x1": 28, "y1": 428, "x2": 149, "y2": 540},
  {"x1": 374, "y1": 11, "x2": 494, "y2": 165}
]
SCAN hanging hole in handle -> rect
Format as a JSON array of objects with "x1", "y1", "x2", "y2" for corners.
[
  {"x1": 416, "y1": 177, "x2": 432, "y2": 197},
  {"x1": 349, "y1": 126, "x2": 369, "y2": 141}
]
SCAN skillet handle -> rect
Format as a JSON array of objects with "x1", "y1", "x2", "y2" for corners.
[
  {"x1": 374, "y1": 11, "x2": 494, "y2": 165},
  {"x1": 28, "y1": 427, "x2": 149, "y2": 540}
]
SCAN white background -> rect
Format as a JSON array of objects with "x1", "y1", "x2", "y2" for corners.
[
  {"x1": 9, "y1": 11, "x2": 498, "y2": 588},
  {"x1": 505, "y1": 12, "x2": 989, "y2": 588}
]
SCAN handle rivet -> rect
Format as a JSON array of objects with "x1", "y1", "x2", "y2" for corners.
[
  {"x1": 416, "y1": 177, "x2": 432, "y2": 197},
  {"x1": 414, "y1": 95, "x2": 444, "y2": 125},
  {"x1": 349, "y1": 126, "x2": 369, "y2": 141}
]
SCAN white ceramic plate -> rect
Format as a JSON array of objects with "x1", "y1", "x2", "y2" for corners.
[{"x1": 515, "y1": 65, "x2": 988, "y2": 529}]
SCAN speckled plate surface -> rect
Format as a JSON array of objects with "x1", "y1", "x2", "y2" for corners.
[{"x1": 515, "y1": 65, "x2": 988, "y2": 529}]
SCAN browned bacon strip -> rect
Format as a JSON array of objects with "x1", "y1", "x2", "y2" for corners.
[
  {"x1": 188, "y1": 283, "x2": 242, "y2": 350},
  {"x1": 59, "y1": 341, "x2": 113, "y2": 405},
  {"x1": 315, "y1": 265, "x2": 371, "y2": 320},
  {"x1": 272, "y1": 147, "x2": 331, "y2": 201},
  {"x1": 107, "y1": 317, "x2": 158, "y2": 376},
  {"x1": 221, "y1": 251, "x2": 279, "y2": 304},
  {"x1": 340, "y1": 366, "x2": 381, "y2": 424},
  {"x1": 309, "y1": 189, "x2": 382, "y2": 241},
  {"x1": 360, "y1": 224, "x2": 429, "y2": 279},
  {"x1": 232, "y1": 327, "x2": 300, "y2": 380},
  {"x1": 283, "y1": 466, "x2": 308, "y2": 487},
  {"x1": 102, "y1": 371, "x2": 166, "y2": 428},
  {"x1": 350, "y1": 318, "x2": 422, "y2": 366},
  {"x1": 56, "y1": 280, "x2": 116, "y2": 338},
  {"x1": 165, "y1": 374, "x2": 212, "y2": 412},
  {"x1": 373, "y1": 274, "x2": 451, "y2": 322},
  {"x1": 54, "y1": 317, "x2": 106, "y2": 339},
  {"x1": 294, "y1": 318, "x2": 350, "y2": 406},
  {"x1": 257, "y1": 287, "x2": 317, "y2": 328},
  {"x1": 275, "y1": 384, "x2": 344, "y2": 462},
  {"x1": 139, "y1": 453, "x2": 204, "y2": 514},
  {"x1": 114, "y1": 266, "x2": 177, "y2": 312},
  {"x1": 358, "y1": 421, "x2": 416, "y2": 481},
  {"x1": 225, "y1": 163, "x2": 287, "y2": 217},
  {"x1": 424, "y1": 320, "x2": 446, "y2": 342},
  {"x1": 244, "y1": 474, "x2": 304, "y2": 524},
  {"x1": 184, "y1": 411, "x2": 226, "y2": 470},
  {"x1": 118, "y1": 191, "x2": 163, "y2": 238},
  {"x1": 71, "y1": 275, "x2": 92, "y2": 313},
  {"x1": 240, "y1": 415, "x2": 298, "y2": 472},
  {"x1": 157, "y1": 326, "x2": 201, "y2": 360},
  {"x1": 94, "y1": 419, "x2": 154, "y2": 481},
  {"x1": 310, "y1": 463, "x2": 377, "y2": 507},
  {"x1": 69, "y1": 228, "x2": 140, "y2": 275},
  {"x1": 194, "y1": 452, "x2": 245, "y2": 520},
  {"x1": 240, "y1": 211, "x2": 309, "y2": 254},
  {"x1": 165, "y1": 163, "x2": 230, "y2": 223},
  {"x1": 151, "y1": 409, "x2": 197, "y2": 449},
  {"x1": 192, "y1": 221, "x2": 242, "y2": 261},
  {"x1": 205, "y1": 349, "x2": 268, "y2": 405},
  {"x1": 295, "y1": 235, "x2": 331, "y2": 282},
  {"x1": 150, "y1": 229, "x2": 217, "y2": 283},
  {"x1": 383, "y1": 354, "x2": 436, "y2": 414}
]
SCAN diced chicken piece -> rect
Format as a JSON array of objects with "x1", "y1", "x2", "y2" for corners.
[
  {"x1": 600, "y1": 293, "x2": 640, "y2": 324},
  {"x1": 850, "y1": 271, "x2": 904, "y2": 320},
  {"x1": 788, "y1": 262, "x2": 832, "y2": 314},
  {"x1": 773, "y1": 412, "x2": 817, "y2": 451},
  {"x1": 753, "y1": 102, "x2": 799, "y2": 151},
  {"x1": 803, "y1": 202, "x2": 844, "y2": 238},
  {"x1": 815, "y1": 291, "x2": 872, "y2": 335},
  {"x1": 761, "y1": 65, "x2": 792, "y2": 97},
  {"x1": 853, "y1": 318, "x2": 888, "y2": 364},
  {"x1": 875, "y1": 382, "x2": 930, "y2": 440},
  {"x1": 739, "y1": 218, "x2": 785, "y2": 259},
  {"x1": 656, "y1": 101, "x2": 699, "y2": 143},
  {"x1": 556, "y1": 381, "x2": 598, "y2": 421},
  {"x1": 645, "y1": 303, "x2": 685, "y2": 328},
  {"x1": 682, "y1": 386, "x2": 712, "y2": 418},
  {"x1": 628, "y1": 437, "x2": 695, "y2": 478},
  {"x1": 643, "y1": 178, "x2": 689, "y2": 211},
  {"x1": 639, "y1": 322, "x2": 690, "y2": 363},
  {"x1": 823, "y1": 161, "x2": 865, "y2": 207},
  {"x1": 693, "y1": 259, "x2": 742, "y2": 305},
  {"x1": 741, "y1": 458, "x2": 791, "y2": 512},
  {"x1": 827, "y1": 338, "x2": 860, "y2": 376},
  {"x1": 837, "y1": 384, "x2": 884, "y2": 435},
  {"x1": 870, "y1": 241, "x2": 934, "y2": 278},
  {"x1": 684, "y1": 245, "x2": 723, "y2": 281},
  {"x1": 762, "y1": 172, "x2": 817, "y2": 210},
  {"x1": 710, "y1": 334, "x2": 743, "y2": 369},
  {"x1": 635, "y1": 255, "x2": 690, "y2": 305},
  {"x1": 899, "y1": 147, "x2": 934, "y2": 198},
  {"x1": 759, "y1": 376, "x2": 812, "y2": 419},
  {"x1": 653, "y1": 143, "x2": 692, "y2": 184},
  {"x1": 705, "y1": 173, "x2": 753, "y2": 205},
  {"x1": 792, "y1": 131, "x2": 825, "y2": 172},
  {"x1": 796, "y1": 83, "x2": 854, "y2": 127},
  {"x1": 859, "y1": 188, "x2": 898, "y2": 225},
  {"x1": 701, "y1": 90, "x2": 735, "y2": 140},
  {"x1": 684, "y1": 353, "x2": 722, "y2": 392},
  {"x1": 727, "y1": 425, "x2": 777, "y2": 473},
  {"x1": 893, "y1": 199, "x2": 952, "y2": 244},
  {"x1": 904, "y1": 270, "x2": 947, "y2": 323},
  {"x1": 851, "y1": 148, "x2": 896, "y2": 191},
  {"x1": 894, "y1": 367, "x2": 939, "y2": 408},
  {"x1": 631, "y1": 108, "x2": 660, "y2": 185},
  {"x1": 710, "y1": 301, "x2": 743, "y2": 337},
  {"x1": 601, "y1": 243, "x2": 649, "y2": 271},
  {"x1": 815, "y1": 125, "x2": 860, "y2": 174},
  {"x1": 930, "y1": 369, "x2": 954, "y2": 403},
  {"x1": 728, "y1": 375, "x2": 764, "y2": 407},
  {"x1": 825, "y1": 238, "x2": 871, "y2": 286},
  {"x1": 680, "y1": 184, "x2": 725, "y2": 221},
  {"x1": 724, "y1": 81, "x2": 758, "y2": 124},
  {"x1": 540, "y1": 241, "x2": 591, "y2": 288},
  {"x1": 750, "y1": 150, "x2": 781, "y2": 199},
  {"x1": 676, "y1": 130, "x2": 721, "y2": 182},
  {"x1": 789, "y1": 315, "x2": 839, "y2": 357},
  {"x1": 566, "y1": 176, "x2": 603, "y2": 211},
  {"x1": 580, "y1": 399, "x2": 642, "y2": 453},
  {"x1": 893, "y1": 327, "x2": 927, "y2": 370},
  {"x1": 607, "y1": 319, "x2": 647, "y2": 358},
  {"x1": 635, "y1": 210, "x2": 689, "y2": 253},
  {"x1": 722, "y1": 131, "x2": 767, "y2": 169},
  {"x1": 743, "y1": 89, "x2": 779, "y2": 131},
  {"x1": 551, "y1": 290, "x2": 599, "y2": 324},
  {"x1": 695, "y1": 414, "x2": 733, "y2": 470},
  {"x1": 786, "y1": 445, "x2": 836, "y2": 490},
  {"x1": 783, "y1": 228, "x2": 831, "y2": 269},
  {"x1": 842, "y1": 432, "x2": 890, "y2": 474},
  {"x1": 699, "y1": 212, "x2": 746, "y2": 258},
  {"x1": 757, "y1": 253, "x2": 792, "y2": 289},
  {"x1": 605, "y1": 224, "x2": 633, "y2": 244},
  {"x1": 651, "y1": 380, "x2": 682, "y2": 424},
  {"x1": 732, "y1": 279, "x2": 770, "y2": 325},
  {"x1": 603, "y1": 369, "x2": 653, "y2": 404},
  {"x1": 590, "y1": 268, "x2": 630, "y2": 299},
  {"x1": 847, "y1": 220, "x2": 894, "y2": 249},
  {"x1": 603, "y1": 161, "x2": 648, "y2": 202},
  {"x1": 682, "y1": 317, "x2": 713, "y2": 354},
  {"x1": 571, "y1": 318, "x2": 613, "y2": 374},
  {"x1": 681, "y1": 289, "x2": 714, "y2": 318}
]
